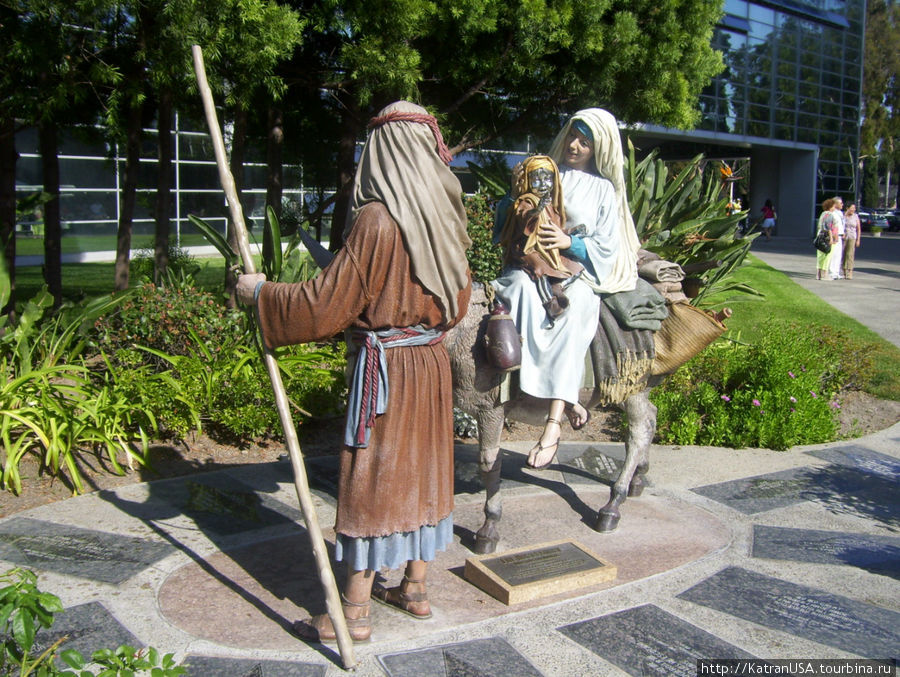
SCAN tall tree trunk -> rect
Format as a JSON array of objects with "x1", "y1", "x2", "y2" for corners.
[
  {"x1": 154, "y1": 87, "x2": 174, "y2": 284},
  {"x1": 224, "y1": 102, "x2": 247, "y2": 307},
  {"x1": 39, "y1": 122, "x2": 62, "y2": 306},
  {"x1": 266, "y1": 106, "x2": 284, "y2": 222},
  {"x1": 115, "y1": 101, "x2": 143, "y2": 292},
  {"x1": 1, "y1": 117, "x2": 17, "y2": 316},
  {"x1": 885, "y1": 139, "x2": 894, "y2": 208},
  {"x1": 329, "y1": 102, "x2": 361, "y2": 252}
]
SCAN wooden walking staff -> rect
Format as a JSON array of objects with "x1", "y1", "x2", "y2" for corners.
[{"x1": 191, "y1": 45, "x2": 356, "y2": 669}]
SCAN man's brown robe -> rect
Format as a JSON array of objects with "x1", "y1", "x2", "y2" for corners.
[{"x1": 256, "y1": 202, "x2": 471, "y2": 538}]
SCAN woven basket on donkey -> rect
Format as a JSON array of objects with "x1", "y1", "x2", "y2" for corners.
[{"x1": 652, "y1": 302, "x2": 726, "y2": 376}]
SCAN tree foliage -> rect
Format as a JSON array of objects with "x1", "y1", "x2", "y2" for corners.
[{"x1": 860, "y1": 0, "x2": 900, "y2": 207}]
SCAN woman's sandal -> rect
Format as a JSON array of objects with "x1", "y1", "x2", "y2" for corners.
[
  {"x1": 565, "y1": 403, "x2": 591, "y2": 431},
  {"x1": 527, "y1": 417, "x2": 562, "y2": 470},
  {"x1": 372, "y1": 576, "x2": 433, "y2": 620},
  {"x1": 291, "y1": 595, "x2": 372, "y2": 643}
]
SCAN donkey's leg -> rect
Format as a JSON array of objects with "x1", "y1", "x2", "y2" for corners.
[
  {"x1": 627, "y1": 391, "x2": 656, "y2": 498},
  {"x1": 595, "y1": 389, "x2": 656, "y2": 533},
  {"x1": 474, "y1": 407, "x2": 507, "y2": 554}
]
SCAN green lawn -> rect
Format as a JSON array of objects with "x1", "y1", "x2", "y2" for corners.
[
  {"x1": 15, "y1": 234, "x2": 214, "y2": 256},
  {"x1": 14, "y1": 257, "x2": 230, "y2": 300},
  {"x1": 704, "y1": 254, "x2": 900, "y2": 401}
]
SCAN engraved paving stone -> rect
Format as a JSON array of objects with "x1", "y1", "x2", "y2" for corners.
[
  {"x1": 32, "y1": 602, "x2": 139, "y2": 659},
  {"x1": 123, "y1": 473, "x2": 301, "y2": 536},
  {"x1": 0, "y1": 517, "x2": 175, "y2": 583},
  {"x1": 464, "y1": 540, "x2": 616, "y2": 604},
  {"x1": 752, "y1": 525, "x2": 900, "y2": 579},
  {"x1": 677, "y1": 566, "x2": 900, "y2": 658},
  {"x1": 181, "y1": 655, "x2": 325, "y2": 676},
  {"x1": 558, "y1": 603, "x2": 755, "y2": 677},
  {"x1": 690, "y1": 467, "x2": 817, "y2": 514},
  {"x1": 808, "y1": 446, "x2": 900, "y2": 479},
  {"x1": 378, "y1": 637, "x2": 542, "y2": 677},
  {"x1": 560, "y1": 445, "x2": 625, "y2": 486}
]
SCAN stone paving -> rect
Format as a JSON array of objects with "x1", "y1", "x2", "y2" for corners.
[{"x1": 1, "y1": 430, "x2": 897, "y2": 676}]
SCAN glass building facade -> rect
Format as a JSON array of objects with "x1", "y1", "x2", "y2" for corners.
[{"x1": 698, "y1": 0, "x2": 866, "y2": 198}]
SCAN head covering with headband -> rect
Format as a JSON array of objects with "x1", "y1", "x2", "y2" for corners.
[{"x1": 346, "y1": 101, "x2": 471, "y2": 321}]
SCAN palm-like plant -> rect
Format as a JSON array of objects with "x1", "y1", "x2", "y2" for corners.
[
  {"x1": 0, "y1": 258, "x2": 145, "y2": 495},
  {"x1": 625, "y1": 140, "x2": 761, "y2": 306}
]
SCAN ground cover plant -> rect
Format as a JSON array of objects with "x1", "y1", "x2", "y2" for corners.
[
  {"x1": 702, "y1": 254, "x2": 900, "y2": 401},
  {"x1": 0, "y1": 259, "x2": 147, "y2": 495},
  {"x1": 650, "y1": 321, "x2": 866, "y2": 449},
  {"x1": 0, "y1": 567, "x2": 184, "y2": 676},
  {"x1": 649, "y1": 252, "x2": 899, "y2": 449}
]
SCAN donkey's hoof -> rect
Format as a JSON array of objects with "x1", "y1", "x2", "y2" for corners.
[
  {"x1": 474, "y1": 535, "x2": 498, "y2": 554},
  {"x1": 594, "y1": 511, "x2": 620, "y2": 533},
  {"x1": 627, "y1": 479, "x2": 645, "y2": 497}
]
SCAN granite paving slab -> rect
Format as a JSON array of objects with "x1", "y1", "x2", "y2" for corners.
[
  {"x1": 97, "y1": 472, "x2": 302, "y2": 537},
  {"x1": 691, "y1": 462, "x2": 898, "y2": 523},
  {"x1": 378, "y1": 637, "x2": 541, "y2": 677},
  {"x1": 0, "y1": 517, "x2": 175, "y2": 583},
  {"x1": 181, "y1": 655, "x2": 326, "y2": 676},
  {"x1": 752, "y1": 525, "x2": 900, "y2": 578},
  {"x1": 558, "y1": 603, "x2": 755, "y2": 676},
  {"x1": 559, "y1": 445, "x2": 626, "y2": 487},
  {"x1": 807, "y1": 446, "x2": 900, "y2": 479},
  {"x1": 32, "y1": 602, "x2": 140, "y2": 658},
  {"x1": 677, "y1": 566, "x2": 900, "y2": 658},
  {"x1": 690, "y1": 467, "x2": 816, "y2": 514}
]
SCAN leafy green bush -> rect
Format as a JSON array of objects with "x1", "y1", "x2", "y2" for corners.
[
  {"x1": 129, "y1": 245, "x2": 200, "y2": 285},
  {"x1": 102, "y1": 327, "x2": 346, "y2": 443},
  {"x1": 0, "y1": 567, "x2": 184, "y2": 676},
  {"x1": 93, "y1": 282, "x2": 248, "y2": 370},
  {"x1": 464, "y1": 191, "x2": 504, "y2": 286},
  {"x1": 650, "y1": 322, "x2": 870, "y2": 450}
]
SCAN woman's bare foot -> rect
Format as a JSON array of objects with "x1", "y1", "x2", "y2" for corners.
[{"x1": 565, "y1": 402, "x2": 590, "y2": 430}]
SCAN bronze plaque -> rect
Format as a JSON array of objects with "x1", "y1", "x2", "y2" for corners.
[
  {"x1": 464, "y1": 540, "x2": 617, "y2": 605},
  {"x1": 481, "y1": 542, "x2": 603, "y2": 586}
]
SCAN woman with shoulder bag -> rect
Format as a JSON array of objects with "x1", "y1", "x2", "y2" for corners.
[{"x1": 816, "y1": 198, "x2": 836, "y2": 281}]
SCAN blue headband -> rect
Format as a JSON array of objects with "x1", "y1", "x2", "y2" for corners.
[{"x1": 573, "y1": 119, "x2": 593, "y2": 143}]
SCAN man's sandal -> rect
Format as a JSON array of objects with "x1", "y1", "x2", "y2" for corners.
[
  {"x1": 372, "y1": 576, "x2": 433, "y2": 619},
  {"x1": 291, "y1": 595, "x2": 372, "y2": 643},
  {"x1": 527, "y1": 417, "x2": 562, "y2": 470}
]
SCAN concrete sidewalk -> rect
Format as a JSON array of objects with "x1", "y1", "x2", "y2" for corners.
[
  {"x1": 749, "y1": 233, "x2": 900, "y2": 349},
  {"x1": 0, "y1": 235, "x2": 898, "y2": 676}
]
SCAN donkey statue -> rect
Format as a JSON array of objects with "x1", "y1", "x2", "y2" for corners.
[
  {"x1": 446, "y1": 284, "x2": 661, "y2": 554},
  {"x1": 446, "y1": 281, "x2": 729, "y2": 554}
]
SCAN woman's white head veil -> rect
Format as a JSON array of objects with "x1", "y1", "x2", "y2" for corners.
[
  {"x1": 549, "y1": 108, "x2": 640, "y2": 293},
  {"x1": 346, "y1": 101, "x2": 471, "y2": 321}
]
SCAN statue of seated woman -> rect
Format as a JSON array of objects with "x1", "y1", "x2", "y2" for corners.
[{"x1": 492, "y1": 108, "x2": 647, "y2": 470}]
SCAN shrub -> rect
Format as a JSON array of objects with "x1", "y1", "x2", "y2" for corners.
[
  {"x1": 129, "y1": 245, "x2": 200, "y2": 284},
  {"x1": 93, "y1": 282, "x2": 248, "y2": 370},
  {"x1": 464, "y1": 192, "x2": 504, "y2": 286},
  {"x1": 650, "y1": 321, "x2": 870, "y2": 450}
]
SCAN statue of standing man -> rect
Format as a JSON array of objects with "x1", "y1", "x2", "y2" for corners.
[{"x1": 237, "y1": 101, "x2": 472, "y2": 642}]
